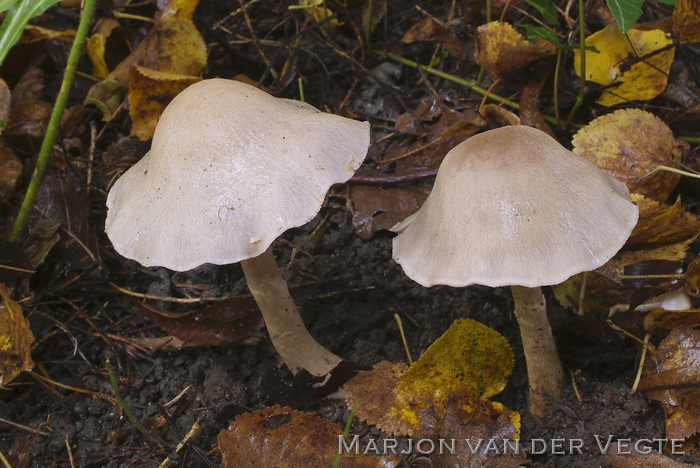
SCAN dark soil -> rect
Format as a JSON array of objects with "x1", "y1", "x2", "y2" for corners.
[{"x1": 1, "y1": 0, "x2": 699, "y2": 467}]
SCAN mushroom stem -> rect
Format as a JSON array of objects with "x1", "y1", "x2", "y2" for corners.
[
  {"x1": 240, "y1": 246, "x2": 343, "y2": 377},
  {"x1": 510, "y1": 285, "x2": 566, "y2": 417}
]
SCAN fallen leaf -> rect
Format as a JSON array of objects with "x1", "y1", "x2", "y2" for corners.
[
  {"x1": 135, "y1": 298, "x2": 263, "y2": 347},
  {"x1": 402, "y1": 16, "x2": 466, "y2": 59},
  {"x1": 0, "y1": 283, "x2": 35, "y2": 386},
  {"x1": 109, "y1": 16, "x2": 207, "y2": 85},
  {"x1": 639, "y1": 325, "x2": 700, "y2": 443},
  {"x1": 297, "y1": 0, "x2": 343, "y2": 29},
  {"x1": 628, "y1": 194, "x2": 700, "y2": 245},
  {"x1": 572, "y1": 108, "x2": 688, "y2": 201},
  {"x1": 350, "y1": 185, "x2": 431, "y2": 240},
  {"x1": 606, "y1": 444, "x2": 692, "y2": 467},
  {"x1": 685, "y1": 255, "x2": 700, "y2": 297},
  {"x1": 474, "y1": 21, "x2": 555, "y2": 79},
  {"x1": 217, "y1": 405, "x2": 400, "y2": 467},
  {"x1": 158, "y1": 0, "x2": 200, "y2": 21},
  {"x1": 85, "y1": 18, "x2": 122, "y2": 79},
  {"x1": 127, "y1": 66, "x2": 202, "y2": 140},
  {"x1": 673, "y1": 0, "x2": 700, "y2": 44},
  {"x1": 0, "y1": 78, "x2": 10, "y2": 131},
  {"x1": 574, "y1": 25, "x2": 675, "y2": 106},
  {"x1": 643, "y1": 307, "x2": 700, "y2": 334},
  {"x1": 344, "y1": 319, "x2": 517, "y2": 436},
  {"x1": 0, "y1": 142, "x2": 21, "y2": 197}
]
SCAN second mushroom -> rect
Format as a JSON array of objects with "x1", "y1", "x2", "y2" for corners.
[
  {"x1": 391, "y1": 125, "x2": 638, "y2": 417},
  {"x1": 106, "y1": 79, "x2": 370, "y2": 378}
]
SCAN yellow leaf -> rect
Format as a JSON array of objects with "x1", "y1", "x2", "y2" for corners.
[
  {"x1": 158, "y1": 0, "x2": 200, "y2": 21},
  {"x1": 0, "y1": 283, "x2": 35, "y2": 386},
  {"x1": 297, "y1": 0, "x2": 343, "y2": 29},
  {"x1": 474, "y1": 21, "x2": 555, "y2": 79},
  {"x1": 629, "y1": 194, "x2": 700, "y2": 245},
  {"x1": 109, "y1": 17, "x2": 207, "y2": 86},
  {"x1": 344, "y1": 319, "x2": 517, "y2": 436},
  {"x1": 574, "y1": 25, "x2": 674, "y2": 106},
  {"x1": 86, "y1": 35, "x2": 109, "y2": 79},
  {"x1": 127, "y1": 66, "x2": 202, "y2": 140},
  {"x1": 571, "y1": 108, "x2": 688, "y2": 201}
]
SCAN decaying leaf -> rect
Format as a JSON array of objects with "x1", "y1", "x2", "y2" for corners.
[
  {"x1": 0, "y1": 283, "x2": 35, "y2": 386},
  {"x1": 639, "y1": 325, "x2": 700, "y2": 443},
  {"x1": 350, "y1": 185, "x2": 431, "y2": 240},
  {"x1": 474, "y1": 21, "x2": 555, "y2": 79},
  {"x1": 217, "y1": 405, "x2": 400, "y2": 467},
  {"x1": 402, "y1": 16, "x2": 466, "y2": 59},
  {"x1": 643, "y1": 306, "x2": 700, "y2": 334},
  {"x1": 573, "y1": 25, "x2": 674, "y2": 106},
  {"x1": 127, "y1": 66, "x2": 202, "y2": 140},
  {"x1": 554, "y1": 237, "x2": 695, "y2": 315},
  {"x1": 134, "y1": 298, "x2": 263, "y2": 348},
  {"x1": 109, "y1": 16, "x2": 207, "y2": 86},
  {"x1": 298, "y1": 0, "x2": 343, "y2": 29},
  {"x1": 344, "y1": 319, "x2": 517, "y2": 436},
  {"x1": 686, "y1": 255, "x2": 700, "y2": 297},
  {"x1": 85, "y1": 18, "x2": 122, "y2": 79},
  {"x1": 673, "y1": 0, "x2": 700, "y2": 44},
  {"x1": 572, "y1": 109, "x2": 688, "y2": 201},
  {"x1": 628, "y1": 194, "x2": 700, "y2": 245},
  {"x1": 0, "y1": 142, "x2": 21, "y2": 197}
]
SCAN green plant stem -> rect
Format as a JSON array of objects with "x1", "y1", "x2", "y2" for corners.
[
  {"x1": 105, "y1": 359, "x2": 171, "y2": 449},
  {"x1": 553, "y1": 48, "x2": 563, "y2": 127},
  {"x1": 563, "y1": 0, "x2": 586, "y2": 129},
  {"x1": 9, "y1": 0, "x2": 96, "y2": 242}
]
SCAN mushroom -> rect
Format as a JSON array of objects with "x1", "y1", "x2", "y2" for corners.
[
  {"x1": 391, "y1": 125, "x2": 638, "y2": 417},
  {"x1": 106, "y1": 79, "x2": 370, "y2": 377}
]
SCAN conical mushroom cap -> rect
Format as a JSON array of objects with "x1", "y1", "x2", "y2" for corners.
[
  {"x1": 106, "y1": 79, "x2": 370, "y2": 271},
  {"x1": 391, "y1": 126, "x2": 639, "y2": 288}
]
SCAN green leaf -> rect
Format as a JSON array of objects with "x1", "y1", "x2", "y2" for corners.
[
  {"x1": 606, "y1": 0, "x2": 644, "y2": 32},
  {"x1": 0, "y1": 0, "x2": 20, "y2": 14},
  {"x1": 0, "y1": 0, "x2": 62, "y2": 66},
  {"x1": 523, "y1": 24, "x2": 561, "y2": 46},
  {"x1": 521, "y1": 0, "x2": 559, "y2": 25}
]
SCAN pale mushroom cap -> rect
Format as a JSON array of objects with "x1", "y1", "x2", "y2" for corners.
[
  {"x1": 106, "y1": 79, "x2": 370, "y2": 271},
  {"x1": 391, "y1": 126, "x2": 639, "y2": 288}
]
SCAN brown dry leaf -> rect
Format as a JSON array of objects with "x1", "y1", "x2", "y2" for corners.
[
  {"x1": 574, "y1": 25, "x2": 675, "y2": 106},
  {"x1": 474, "y1": 21, "x2": 555, "y2": 79},
  {"x1": 402, "y1": 16, "x2": 466, "y2": 59},
  {"x1": 673, "y1": 0, "x2": 700, "y2": 44},
  {"x1": 108, "y1": 16, "x2": 207, "y2": 86},
  {"x1": 571, "y1": 109, "x2": 688, "y2": 201},
  {"x1": 21, "y1": 25, "x2": 75, "y2": 43},
  {"x1": 344, "y1": 319, "x2": 517, "y2": 436},
  {"x1": 686, "y1": 255, "x2": 700, "y2": 297},
  {"x1": 134, "y1": 298, "x2": 263, "y2": 348},
  {"x1": 639, "y1": 325, "x2": 700, "y2": 442},
  {"x1": 643, "y1": 307, "x2": 700, "y2": 334},
  {"x1": 628, "y1": 194, "x2": 700, "y2": 245},
  {"x1": 419, "y1": 396, "x2": 524, "y2": 468},
  {"x1": 0, "y1": 142, "x2": 22, "y2": 197},
  {"x1": 350, "y1": 185, "x2": 431, "y2": 240},
  {"x1": 0, "y1": 284, "x2": 35, "y2": 386},
  {"x1": 127, "y1": 66, "x2": 202, "y2": 140},
  {"x1": 217, "y1": 405, "x2": 400, "y2": 467},
  {"x1": 554, "y1": 237, "x2": 696, "y2": 315}
]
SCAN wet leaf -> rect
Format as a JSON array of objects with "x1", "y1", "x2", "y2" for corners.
[
  {"x1": 135, "y1": 298, "x2": 263, "y2": 347},
  {"x1": 350, "y1": 185, "x2": 431, "y2": 240},
  {"x1": 0, "y1": 283, "x2": 35, "y2": 386},
  {"x1": 474, "y1": 21, "x2": 555, "y2": 79},
  {"x1": 344, "y1": 319, "x2": 516, "y2": 436},
  {"x1": 673, "y1": 0, "x2": 700, "y2": 43},
  {"x1": 644, "y1": 307, "x2": 700, "y2": 334},
  {"x1": 639, "y1": 325, "x2": 700, "y2": 442},
  {"x1": 573, "y1": 25, "x2": 674, "y2": 106},
  {"x1": 554, "y1": 238, "x2": 695, "y2": 315},
  {"x1": 572, "y1": 109, "x2": 688, "y2": 201},
  {"x1": 105, "y1": 15, "x2": 206, "y2": 87},
  {"x1": 402, "y1": 16, "x2": 466, "y2": 59},
  {"x1": 628, "y1": 194, "x2": 700, "y2": 245},
  {"x1": 127, "y1": 66, "x2": 202, "y2": 140},
  {"x1": 217, "y1": 405, "x2": 400, "y2": 467}
]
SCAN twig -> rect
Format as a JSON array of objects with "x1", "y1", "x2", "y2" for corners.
[
  {"x1": 0, "y1": 416, "x2": 51, "y2": 437},
  {"x1": 10, "y1": 0, "x2": 97, "y2": 241}
]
